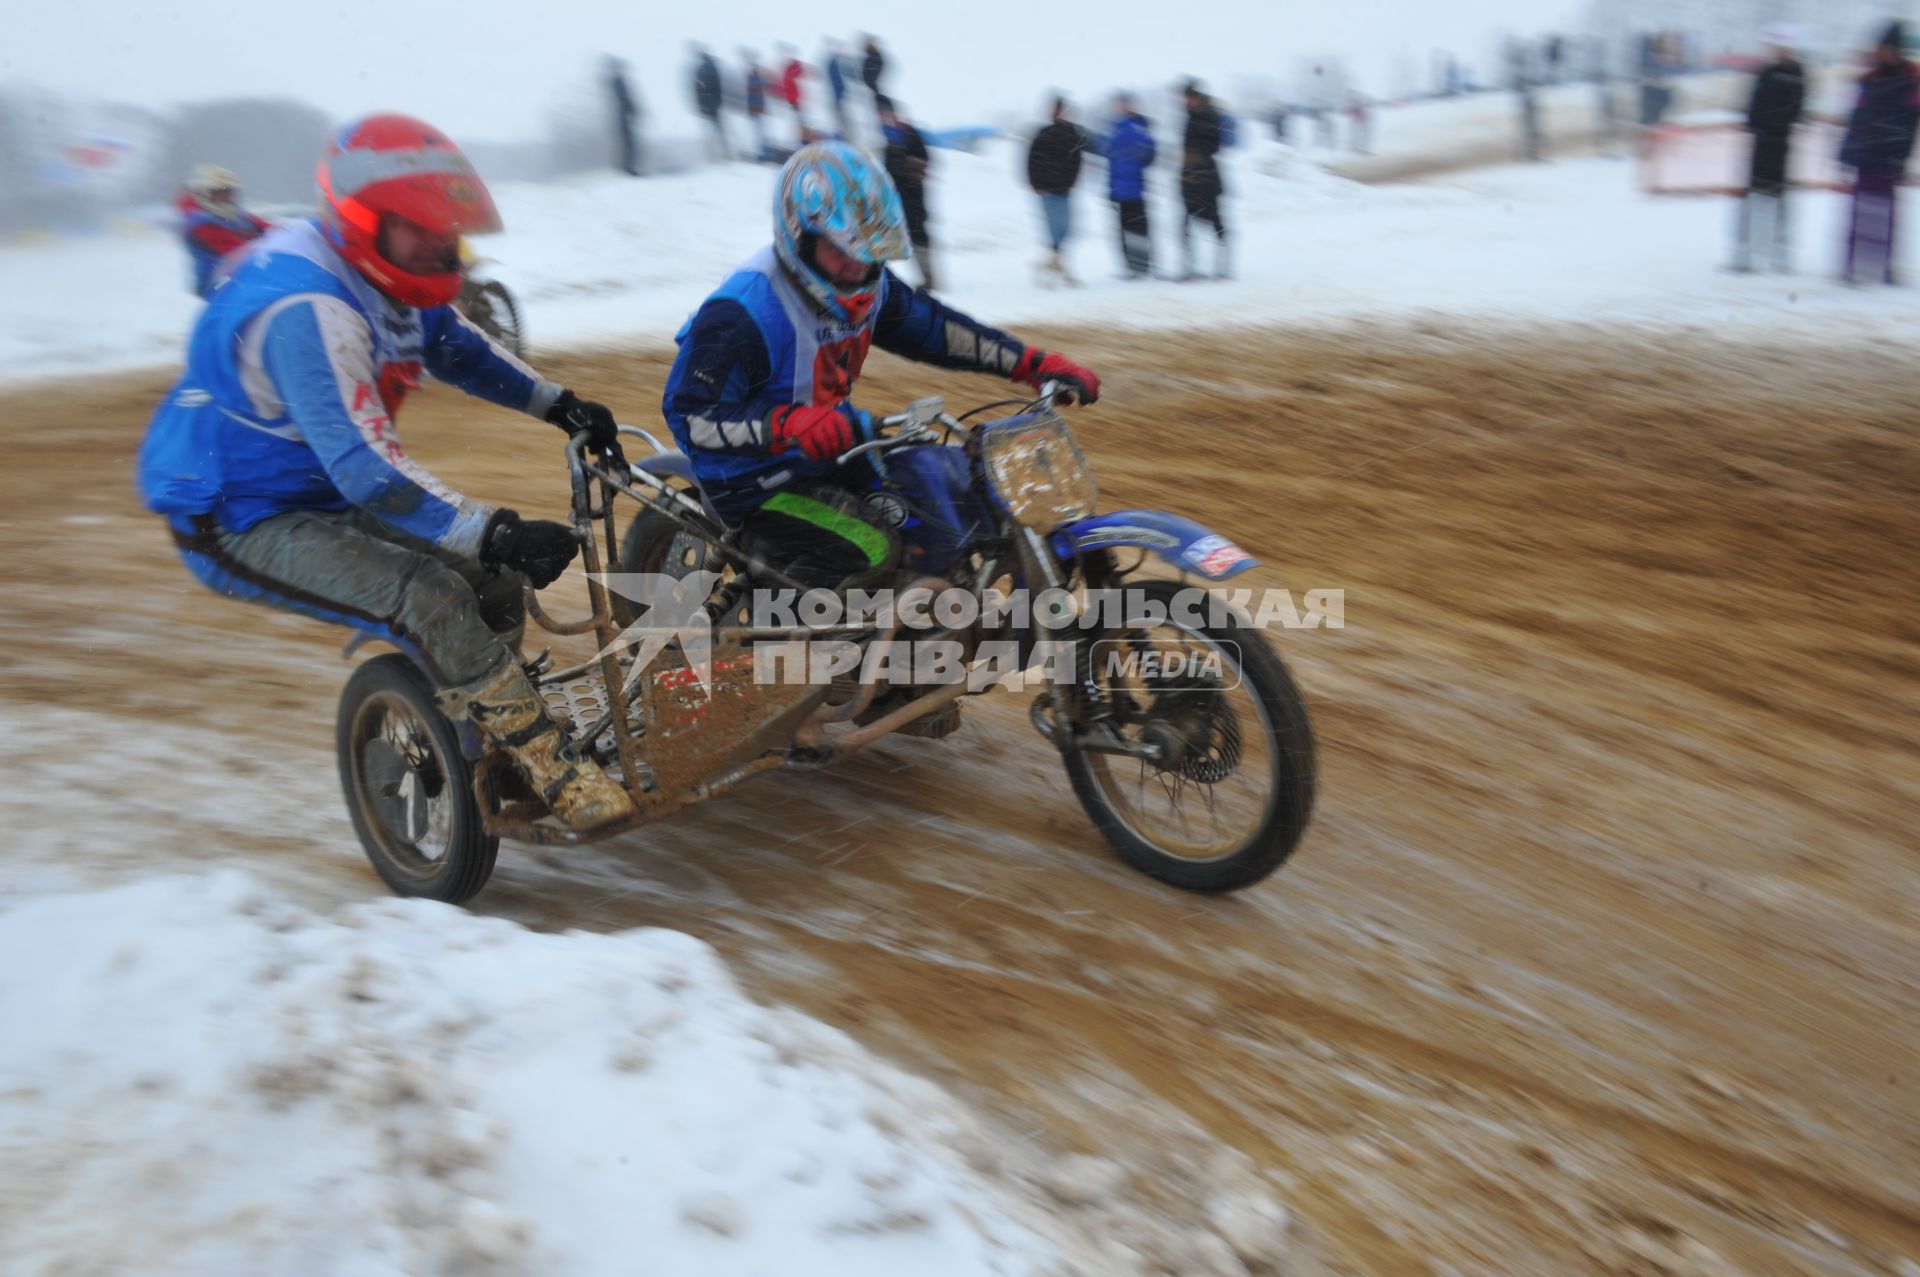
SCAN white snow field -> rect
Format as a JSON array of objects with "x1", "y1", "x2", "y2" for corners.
[
  {"x1": 0, "y1": 868, "x2": 1302, "y2": 1277},
  {"x1": 0, "y1": 873, "x2": 1042, "y2": 1275},
  {"x1": 3, "y1": 130, "x2": 1915, "y2": 385}
]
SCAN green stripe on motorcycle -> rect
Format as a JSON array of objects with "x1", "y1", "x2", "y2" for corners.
[{"x1": 762, "y1": 492, "x2": 890, "y2": 566}]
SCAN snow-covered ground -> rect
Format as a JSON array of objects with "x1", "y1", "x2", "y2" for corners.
[
  {"x1": 3, "y1": 133, "x2": 1914, "y2": 385},
  {"x1": 0, "y1": 872, "x2": 1069, "y2": 1276}
]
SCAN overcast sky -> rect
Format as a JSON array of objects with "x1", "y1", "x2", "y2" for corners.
[{"x1": 10, "y1": 0, "x2": 1592, "y2": 141}]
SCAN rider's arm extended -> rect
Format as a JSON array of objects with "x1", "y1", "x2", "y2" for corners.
[
  {"x1": 185, "y1": 216, "x2": 258, "y2": 259},
  {"x1": 419, "y1": 304, "x2": 565, "y2": 420},
  {"x1": 870, "y1": 270, "x2": 1028, "y2": 376},
  {"x1": 260, "y1": 295, "x2": 496, "y2": 557},
  {"x1": 662, "y1": 297, "x2": 778, "y2": 453}
]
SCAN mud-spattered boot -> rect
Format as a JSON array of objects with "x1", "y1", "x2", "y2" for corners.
[{"x1": 439, "y1": 656, "x2": 635, "y2": 834}]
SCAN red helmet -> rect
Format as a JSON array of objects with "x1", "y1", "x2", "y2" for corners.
[{"x1": 317, "y1": 114, "x2": 500, "y2": 308}]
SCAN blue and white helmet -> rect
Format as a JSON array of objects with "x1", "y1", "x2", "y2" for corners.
[{"x1": 774, "y1": 141, "x2": 910, "y2": 322}]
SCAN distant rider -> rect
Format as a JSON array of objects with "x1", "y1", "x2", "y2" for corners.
[
  {"x1": 138, "y1": 115, "x2": 636, "y2": 834},
  {"x1": 177, "y1": 164, "x2": 271, "y2": 297}
]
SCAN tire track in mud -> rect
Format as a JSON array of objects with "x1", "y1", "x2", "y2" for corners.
[{"x1": 5, "y1": 320, "x2": 1919, "y2": 1274}]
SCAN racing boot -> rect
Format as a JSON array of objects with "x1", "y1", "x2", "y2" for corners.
[{"x1": 438, "y1": 655, "x2": 635, "y2": 834}]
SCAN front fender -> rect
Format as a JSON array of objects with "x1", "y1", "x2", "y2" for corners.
[{"x1": 1053, "y1": 509, "x2": 1258, "y2": 580}]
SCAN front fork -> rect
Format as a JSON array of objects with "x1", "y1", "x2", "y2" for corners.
[{"x1": 1012, "y1": 533, "x2": 1167, "y2": 764}]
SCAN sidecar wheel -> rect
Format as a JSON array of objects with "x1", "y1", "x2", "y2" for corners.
[{"x1": 337, "y1": 654, "x2": 499, "y2": 905}]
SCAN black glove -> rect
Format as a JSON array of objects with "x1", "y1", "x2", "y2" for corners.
[
  {"x1": 483, "y1": 510, "x2": 579, "y2": 588},
  {"x1": 544, "y1": 389, "x2": 622, "y2": 458}
]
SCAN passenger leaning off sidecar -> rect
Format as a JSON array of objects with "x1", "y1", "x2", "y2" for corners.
[
  {"x1": 661, "y1": 140, "x2": 1103, "y2": 590},
  {"x1": 137, "y1": 114, "x2": 636, "y2": 835}
]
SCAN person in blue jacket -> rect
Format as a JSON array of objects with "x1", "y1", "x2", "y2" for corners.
[
  {"x1": 823, "y1": 39, "x2": 853, "y2": 141},
  {"x1": 136, "y1": 114, "x2": 636, "y2": 833},
  {"x1": 1838, "y1": 21, "x2": 1919, "y2": 285},
  {"x1": 661, "y1": 141, "x2": 1101, "y2": 592},
  {"x1": 1105, "y1": 93, "x2": 1157, "y2": 279}
]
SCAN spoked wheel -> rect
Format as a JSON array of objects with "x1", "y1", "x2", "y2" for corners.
[
  {"x1": 615, "y1": 499, "x2": 734, "y2": 626},
  {"x1": 457, "y1": 278, "x2": 526, "y2": 357},
  {"x1": 337, "y1": 654, "x2": 499, "y2": 904},
  {"x1": 1063, "y1": 579, "x2": 1316, "y2": 891}
]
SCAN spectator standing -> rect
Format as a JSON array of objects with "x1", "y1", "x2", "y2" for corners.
[
  {"x1": 1507, "y1": 38, "x2": 1545, "y2": 162},
  {"x1": 861, "y1": 36, "x2": 888, "y2": 102},
  {"x1": 1730, "y1": 24, "x2": 1806, "y2": 274},
  {"x1": 691, "y1": 44, "x2": 730, "y2": 160},
  {"x1": 740, "y1": 49, "x2": 771, "y2": 161},
  {"x1": 1311, "y1": 65, "x2": 1337, "y2": 147},
  {"x1": 1027, "y1": 96, "x2": 1092, "y2": 287},
  {"x1": 606, "y1": 56, "x2": 643, "y2": 176},
  {"x1": 1591, "y1": 36, "x2": 1622, "y2": 158},
  {"x1": 877, "y1": 95, "x2": 937, "y2": 290},
  {"x1": 823, "y1": 39, "x2": 854, "y2": 140},
  {"x1": 777, "y1": 45, "x2": 807, "y2": 141},
  {"x1": 1346, "y1": 91, "x2": 1373, "y2": 154},
  {"x1": 1179, "y1": 80, "x2": 1229, "y2": 280},
  {"x1": 1839, "y1": 21, "x2": 1920, "y2": 285},
  {"x1": 1104, "y1": 92, "x2": 1157, "y2": 279}
]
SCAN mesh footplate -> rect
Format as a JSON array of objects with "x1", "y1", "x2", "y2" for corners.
[{"x1": 540, "y1": 672, "x2": 644, "y2": 744}]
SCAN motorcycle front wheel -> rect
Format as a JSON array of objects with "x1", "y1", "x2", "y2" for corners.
[{"x1": 1063, "y1": 580, "x2": 1316, "y2": 892}]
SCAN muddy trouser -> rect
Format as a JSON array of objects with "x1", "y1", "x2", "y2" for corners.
[
  {"x1": 737, "y1": 482, "x2": 898, "y2": 592},
  {"x1": 168, "y1": 507, "x2": 526, "y2": 687}
]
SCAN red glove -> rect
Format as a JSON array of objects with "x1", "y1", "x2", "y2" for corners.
[
  {"x1": 769, "y1": 402, "x2": 868, "y2": 464},
  {"x1": 1012, "y1": 349, "x2": 1101, "y2": 405}
]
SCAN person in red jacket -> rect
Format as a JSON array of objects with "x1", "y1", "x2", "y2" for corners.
[
  {"x1": 778, "y1": 46, "x2": 807, "y2": 143},
  {"x1": 178, "y1": 164, "x2": 271, "y2": 297}
]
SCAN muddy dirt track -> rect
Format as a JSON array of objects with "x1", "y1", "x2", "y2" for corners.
[{"x1": 4, "y1": 321, "x2": 1918, "y2": 1275}]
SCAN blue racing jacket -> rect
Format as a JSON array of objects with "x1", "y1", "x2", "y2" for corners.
[
  {"x1": 137, "y1": 219, "x2": 563, "y2": 558},
  {"x1": 661, "y1": 246, "x2": 1031, "y2": 521},
  {"x1": 1106, "y1": 113, "x2": 1157, "y2": 201}
]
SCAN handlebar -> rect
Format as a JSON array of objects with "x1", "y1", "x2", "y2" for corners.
[
  {"x1": 830, "y1": 381, "x2": 1083, "y2": 467},
  {"x1": 562, "y1": 382, "x2": 1087, "y2": 477}
]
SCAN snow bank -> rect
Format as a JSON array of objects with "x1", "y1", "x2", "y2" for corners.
[
  {"x1": 7, "y1": 128, "x2": 1916, "y2": 386},
  {"x1": 0, "y1": 872, "x2": 1060, "y2": 1276},
  {"x1": 0, "y1": 870, "x2": 1296, "y2": 1277}
]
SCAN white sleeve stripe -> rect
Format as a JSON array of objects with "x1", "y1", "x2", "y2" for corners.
[
  {"x1": 686, "y1": 414, "x2": 767, "y2": 451},
  {"x1": 446, "y1": 305, "x2": 541, "y2": 383},
  {"x1": 309, "y1": 296, "x2": 468, "y2": 510}
]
